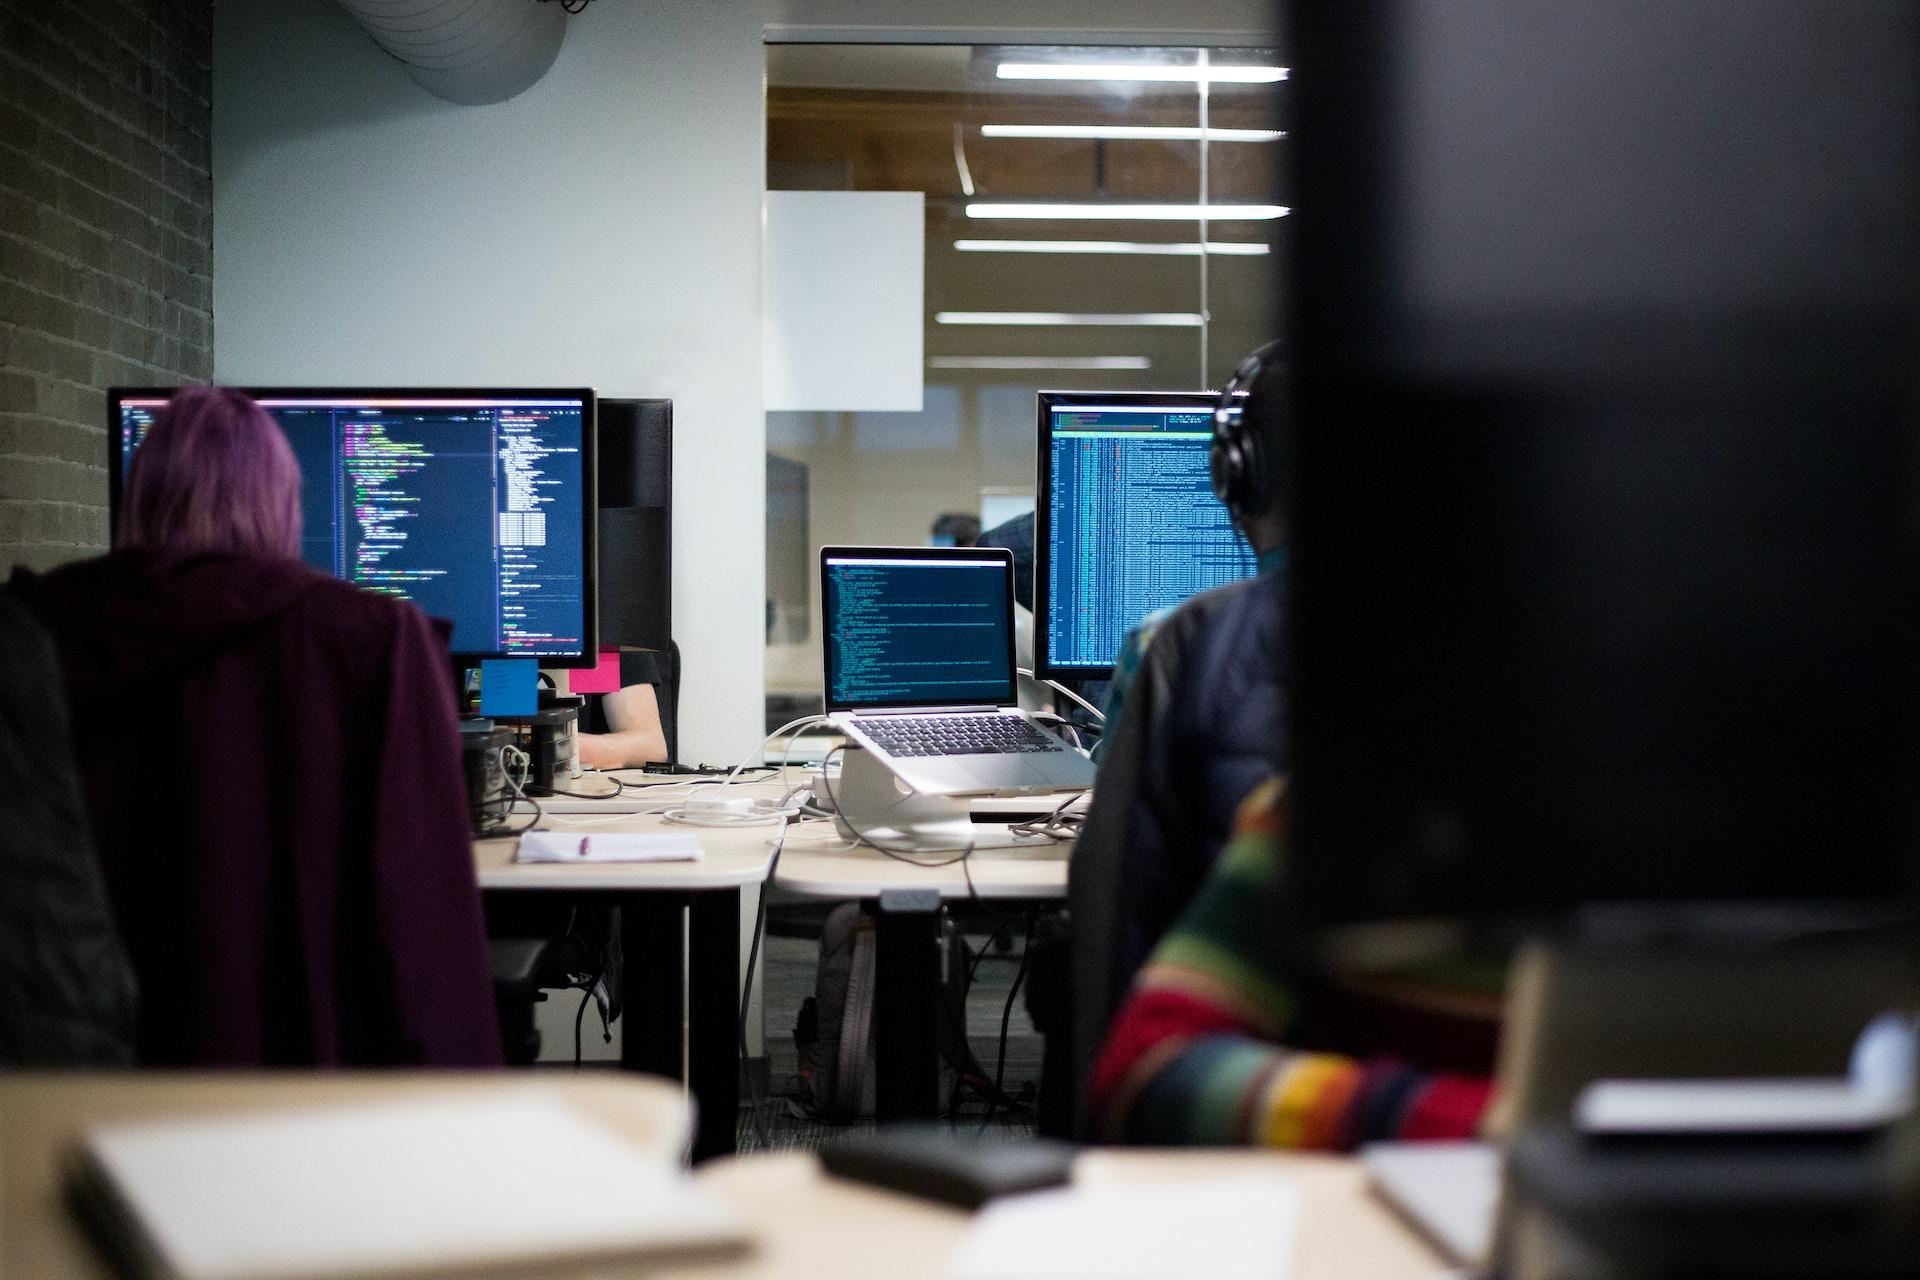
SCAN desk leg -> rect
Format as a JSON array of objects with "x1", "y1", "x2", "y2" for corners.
[
  {"x1": 874, "y1": 888, "x2": 944, "y2": 1123},
  {"x1": 621, "y1": 895, "x2": 684, "y2": 1081},
  {"x1": 687, "y1": 889, "x2": 741, "y2": 1163}
]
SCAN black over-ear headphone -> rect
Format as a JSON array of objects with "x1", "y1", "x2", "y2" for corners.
[{"x1": 1210, "y1": 339, "x2": 1286, "y2": 520}]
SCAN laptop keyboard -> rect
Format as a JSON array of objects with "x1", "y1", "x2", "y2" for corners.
[{"x1": 850, "y1": 714, "x2": 1062, "y2": 758}]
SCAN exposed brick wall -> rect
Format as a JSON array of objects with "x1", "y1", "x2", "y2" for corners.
[{"x1": 0, "y1": 0, "x2": 213, "y2": 574}]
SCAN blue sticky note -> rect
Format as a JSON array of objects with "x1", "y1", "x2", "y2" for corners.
[{"x1": 479, "y1": 658, "x2": 538, "y2": 717}]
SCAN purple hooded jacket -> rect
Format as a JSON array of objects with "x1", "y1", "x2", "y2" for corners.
[{"x1": 10, "y1": 549, "x2": 501, "y2": 1067}]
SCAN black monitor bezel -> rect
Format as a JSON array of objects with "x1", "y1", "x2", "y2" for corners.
[
  {"x1": 1032, "y1": 388, "x2": 1236, "y2": 681},
  {"x1": 107, "y1": 386, "x2": 600, "y2": 668},
  {"x1": 818, "y1": 543, "x2": 1019, "y2": 713}
]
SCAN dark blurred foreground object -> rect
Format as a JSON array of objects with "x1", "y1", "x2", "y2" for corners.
[
  {"x1": 0, "y1": 593, "x2": 137, "y2": 1065},
  {"x1": 820, "y1": 1126, "x2": 1076, "y2": 1209},
  {"x1": 1286, "y1": 2, "x2": 1920, "y2": 1274},
  {"x1": 1288, "y1": 0, "x2": 1919, "y2": 939},
  {"x1": 1504, "y1": 1126, "x2": 1913, "y2": 1280}
]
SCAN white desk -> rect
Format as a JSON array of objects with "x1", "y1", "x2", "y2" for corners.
[
  {"x1": 4, "y1": 1075, "x2": 1445, "y2": 1280},
  {"x1": 772, "y1": 821, "x2": 1069, "y2": 900},
  {"x1": 473, "y1": 781, "x2": 780, "y2": 1162},
  {"x1": 681, "y1": 1149, "x2": 1446, "y2": 1280},
  {"x1": 474, "y1": 807, "x2": 778, "y2": 891}
]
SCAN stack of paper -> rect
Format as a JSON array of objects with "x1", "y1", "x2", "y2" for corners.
[{"x1": 515, "y1": 831, "x2": 704, "y2": 863}]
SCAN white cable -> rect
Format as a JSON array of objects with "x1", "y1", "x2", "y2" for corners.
[
  {"x1": 510, "y1": 722, "x2": 835, "y2": 828},
  {"x1": 696, "y1": 714, "x2": 833, "y2": 797},
  {"x1": 1007, "y1": 790, "x2": 1093, "y2": 842},
  {"x1": 1018, "y1": 668, "x2": 1106, "y2": 724},
  {"x1": 660, "y1": 798, "x2": 804, "y2": 828},
  {"x1": 493, "y1": 744, "x2": 543, "y2": 833}
]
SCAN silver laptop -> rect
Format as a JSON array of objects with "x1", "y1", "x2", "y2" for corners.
[{"x1": 821, "y1": 546, "x2": 1096, "y2": 797}]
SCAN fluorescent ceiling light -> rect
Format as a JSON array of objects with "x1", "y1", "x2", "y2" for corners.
[
  {"x1": 954, "y1": 238, "x2": 1269, "y2": 257},
  {"x1": 997, "y1": 62, "x2": 1287, "y2": 84},
  {"x1": 928, "y1": 355, "x2": 1153, "y2": 370},
  {"x1": 935, "y1": 312, "x2": 1203, "y2": 327},
  {"x1": 981, "y1": 124, "x2": 1283, "y2": 142},
  {"x1": 965, "y1": 203, "x2": 1288, "y2": 221}
]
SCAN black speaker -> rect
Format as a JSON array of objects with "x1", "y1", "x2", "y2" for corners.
[{"x1": 597, "y1": 399, "x2": 672, "y2": 651}]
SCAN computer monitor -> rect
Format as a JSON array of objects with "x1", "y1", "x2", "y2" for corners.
[
  {"x1": 1034, "y1": 390, "x2": 1252, "y2": 679},
  {"x1": 109, "y1": 388, "x2": 598, "y2": 666},
  {"x1": 596, "y1": 398, "x2": 671, "y2": 652},
  {"x1": 1285, "y1": 2, "x2": 1920, "y2": 932}
]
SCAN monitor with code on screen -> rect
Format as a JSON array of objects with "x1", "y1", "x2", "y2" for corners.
[
  {"x1": 1035, "y1": 390, "x2": 1252, "y2": 679},
  {"x1": 109, "y1": 388, "x2": 597, "y2": 666}
]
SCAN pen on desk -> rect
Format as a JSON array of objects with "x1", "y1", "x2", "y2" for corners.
[{"x1": 578, "y1": 837, "x2": 589, "y2": 858}]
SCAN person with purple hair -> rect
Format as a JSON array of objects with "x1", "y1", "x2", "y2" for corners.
[{"x1": 7, "y1": 386, "x2": 501, "y2": 1067}]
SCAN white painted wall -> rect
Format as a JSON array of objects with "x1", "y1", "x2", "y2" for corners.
[{"x1": 212, "y1": 0, "x2": 767, "y2": 765}]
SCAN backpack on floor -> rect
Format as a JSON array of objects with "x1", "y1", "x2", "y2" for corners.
[{"x1": 790, "y1": 902, "x2": 983, "y2": 1121}]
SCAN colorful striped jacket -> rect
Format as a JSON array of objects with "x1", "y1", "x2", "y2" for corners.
[{"x1": 1089, "y1": 780, "x2": 1497, "y2": 1148}]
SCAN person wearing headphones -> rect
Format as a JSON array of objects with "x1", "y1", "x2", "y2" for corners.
[
  {"x1": 1097, "y1": 342, "x2": 1290, "y2": 735},
  {"x1": 1071, "y1": 344, "x2": 1502, "y2": 1147},
  {"x1": 1066, "y1": 342, "x2": 1297, "y2": 1132}
]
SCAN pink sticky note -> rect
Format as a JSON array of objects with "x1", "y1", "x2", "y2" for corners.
[{"x1": 569, "y1": 648, "x2": 624, "y2": 695}]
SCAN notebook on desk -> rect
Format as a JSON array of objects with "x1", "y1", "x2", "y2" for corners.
[
  {"x1": 68, "y1": 1091, "x2": 749, "y2": 1280},
  {"x1": 820, "y1": 546, "x2": 1094, "y2": 798}
]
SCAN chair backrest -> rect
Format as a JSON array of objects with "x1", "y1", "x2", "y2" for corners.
[{"x1": 659, "y1": 639, "x2": 681, "y2": 764}]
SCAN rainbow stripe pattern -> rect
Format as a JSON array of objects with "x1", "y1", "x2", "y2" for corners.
[{"x1": 1088, "y1": 780, "x2": 1495, "y2": 1148}]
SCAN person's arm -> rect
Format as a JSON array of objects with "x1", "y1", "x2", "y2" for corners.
[
  {"x1": 1088, "y1": 780, "x2": 1493, "y2": 1149},
  {"x1": 577, "y1": 681, "x2": 668, "y2": 769}
]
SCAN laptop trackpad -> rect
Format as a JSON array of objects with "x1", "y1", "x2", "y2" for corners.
[{"x1": 957, "y1": 758, "x2": 1036, "y2": 792}]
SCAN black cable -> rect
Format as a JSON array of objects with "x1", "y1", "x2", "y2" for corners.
[
  {"x1": 591, "y1": 776, "x2": 722, "y2": 792},
  {"x1": 528, "y1": 775, "x2": 625, "y2": 800},
  {"x1": 946, "y1": 911, "x2": 1019, "y2": 1123},
  {"x1": 573, "y1": 960, "x2": 607, "y2": 1069},
  {"x1": 736, "y1": 822, "x2": 789, "y2": 1151},
  {"x1": 960, "y1": 842, "x2": 981, "y2": 908},
  {"x1": 979, "y1": 912, "x2": 1037, "y2": 1133}
]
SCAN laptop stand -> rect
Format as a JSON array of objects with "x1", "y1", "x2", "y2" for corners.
[{"x1": 830, "y1": 748, "x2": 980, "y2": 853}]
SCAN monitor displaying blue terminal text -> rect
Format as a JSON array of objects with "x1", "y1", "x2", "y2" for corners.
[
  {"x1": 1037, "y1": 392, "x2": 1252, "y2": 676},
  {"x1": 823, "y1": 552, "x2": 1016, "y2": 711},
  {"x1": 111, "y1": 391, "x2": 595, "y2": 662}
]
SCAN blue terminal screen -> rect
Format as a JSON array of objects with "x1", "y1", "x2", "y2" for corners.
[
  {"x1": 116, "y1": 395, "x2": 589, "y2": 658},
  {"x1": 824, "y1": 556, "x2": 1014, "y2": 709},
  {"x1": 1045, "y1": 401, "x2": 1252, "y2": 671}
]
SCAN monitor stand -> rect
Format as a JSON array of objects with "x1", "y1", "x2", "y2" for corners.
[{"x1": 829, "y1": 747, "x2": 1055, "y2": 854}]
